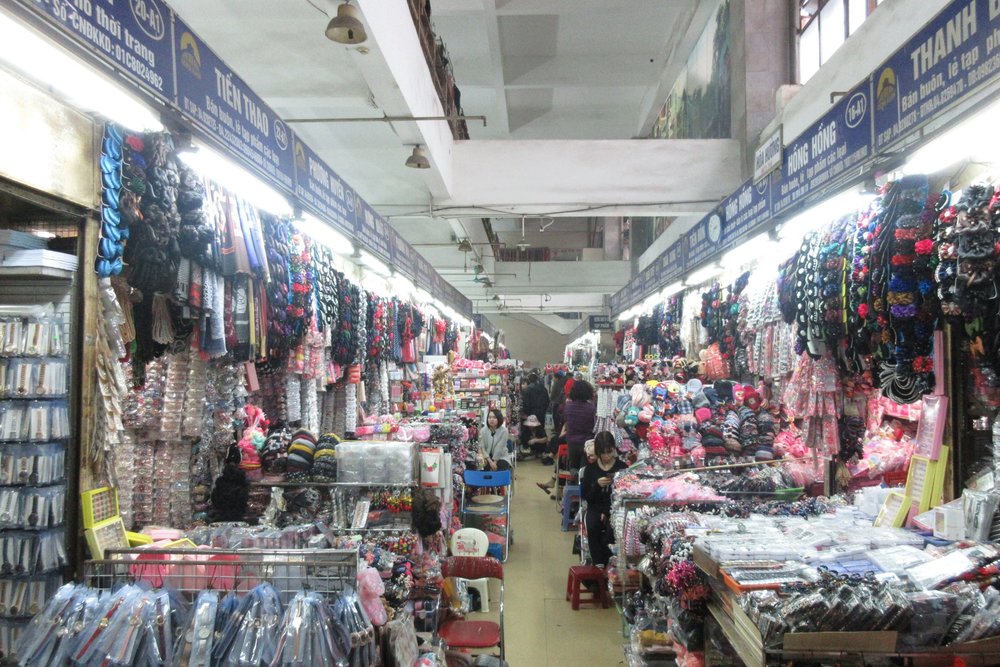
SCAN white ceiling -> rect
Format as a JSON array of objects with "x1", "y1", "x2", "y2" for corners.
[
  {"x1": 430, "y1": 0, "x2": 703, "y2": 139},
  {"x1": 164, "y1": 0, "x2": 718, "y2": 329}
]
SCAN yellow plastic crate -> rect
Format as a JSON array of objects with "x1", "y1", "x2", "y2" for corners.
[{"x1": 81, "y1": 487, "x2": 120, "y2": 529}]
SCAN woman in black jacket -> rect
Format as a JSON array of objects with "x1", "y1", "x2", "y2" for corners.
[{"x1": 581, "y1": 431, "x2": 627, "y2": 568}]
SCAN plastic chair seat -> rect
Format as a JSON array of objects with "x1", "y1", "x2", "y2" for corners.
[
  {"x1": 438, "y1": 620, "x2": 501, "y2": 648},
  {"x1": 561, "y1": 485, "x2": 581, "y2": 531},
  {"x1": 566, "y1": 564, "x2": 608, "y2": 610}
]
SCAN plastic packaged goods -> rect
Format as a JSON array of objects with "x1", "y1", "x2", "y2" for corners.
[{"x1": 962, "y1": 489, "x2": 1000, "y2": 543}]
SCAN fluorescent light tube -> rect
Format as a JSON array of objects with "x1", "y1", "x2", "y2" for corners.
[{"x1": 0, "y1": 12, "x2": 163, "y2": 132}]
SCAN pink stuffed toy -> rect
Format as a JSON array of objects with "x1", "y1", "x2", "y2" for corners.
[{"x1": 356, "y1": 565, "x2": 387, "y2": 626}]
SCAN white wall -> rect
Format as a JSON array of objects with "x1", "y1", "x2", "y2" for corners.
[{"x1": 491, "y1": 315, "x2": 569, "y2": 368}]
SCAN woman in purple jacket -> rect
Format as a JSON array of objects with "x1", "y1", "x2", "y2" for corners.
[
  {"x1": 561, "y1": 379, "x2": 596, "y2": 470},
  {"x1": 537, "y1": 379, "x2": 595, "y2": 494}
]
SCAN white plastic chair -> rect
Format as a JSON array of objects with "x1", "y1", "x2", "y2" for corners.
[{"x1": 450, "y1": 528, "x2": 491, "y2": 612}]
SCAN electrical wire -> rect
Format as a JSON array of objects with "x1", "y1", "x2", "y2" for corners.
[{"x1": 305, "y1": 0, "x2": 328, "y2": 15}]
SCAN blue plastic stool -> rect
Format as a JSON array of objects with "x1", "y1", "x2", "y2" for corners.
[{"x1": 561, "y1": 484, "x2": 581, "y2": 531}]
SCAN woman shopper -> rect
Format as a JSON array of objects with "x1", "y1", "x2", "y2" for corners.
[
  {"x1": 536, "y1": 379, "x2": 595, "y2": 494},
  {"x1": 477, "y1": 408, "x2": 512, "y2": 471},
  {"x1": 581, "y1": 431, "x2": 627, "y2": 568},
  {"x1": 562, "y1": 379, "x2": 596, "y2": 470},
  {"x1": 520, "y1": 414, "x2": 549, "y2": 459}
]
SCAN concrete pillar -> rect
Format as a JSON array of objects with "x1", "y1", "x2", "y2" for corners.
[{"x1": 732, "y1": 0, "x2": 793, "y2": 175}]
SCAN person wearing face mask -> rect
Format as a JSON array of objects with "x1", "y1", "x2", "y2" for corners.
[
  {"x1": 581, "y1": 431, "x2": 627, "y2": 568},
  {"x1": 477, "y1": 408, "x2": 511, "y2": 471}
]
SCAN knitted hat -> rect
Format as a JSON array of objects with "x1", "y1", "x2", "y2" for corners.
[
  {"x1": 312, "y1": 433, "x2": 340, "y2": 480},
  {"x1": 260, "y1": 431, "x2": 289, "y2": 474},
  {"x1": 713, "y1": 380, "x2": 735, "y2": 404},
  {"x1": 286, "y1": 429, "x2": 317, "y2": 474},
  {"x1": 699, "y1": 424, "x2": 726, "y2": 457}
]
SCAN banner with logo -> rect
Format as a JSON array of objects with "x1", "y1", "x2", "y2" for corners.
[
  {"x1": 772, "y1": 80, "x2": 872, "y2": 216},
  {"x1": 686, "y1": 211, "x2": 722, "y2": 269},
  {"x1": 719, "y1": 177, "x2": 772, "y2": 250},
  {"x1": 874, "y1": 0, "x2": 1000, "y2": 152},
  {"x1": 16, "y1": 0, "x2": 175, "y2": 103},
  {"x1": 173, "y1": 17, "x2": 295, "y2": 194},
  {"x1": 292, "y1": 136, "x2": 355, "y2": 236}
]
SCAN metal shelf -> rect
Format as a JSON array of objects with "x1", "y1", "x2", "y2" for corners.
[
  {"x1": 0, "y1": 266, "x2": 75, "y2": 281},
  {"x1": 250, "y1": 481, "x2": 415, "y2": 488}
]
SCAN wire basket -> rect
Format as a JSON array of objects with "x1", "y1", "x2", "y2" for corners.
[{"x1": 83, "y1": 548, "x2": 358, "y2": 604}]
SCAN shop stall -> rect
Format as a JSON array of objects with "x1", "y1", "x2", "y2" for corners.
[{"x1": 603, "y1": 1, "x2": 1000, "y2": 663}]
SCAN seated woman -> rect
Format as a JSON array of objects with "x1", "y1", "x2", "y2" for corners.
[
  {"x1": 477, "y1": 408, "x2": 512, "y2": 471},
  {"x1": 581, "y1": 431, "x2": 628, "y2": 568},
  {"x1": 519, "y1": 414, "x2": 549, "y2": 460}
]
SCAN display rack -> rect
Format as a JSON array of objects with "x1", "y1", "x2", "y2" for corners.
[
  {"x1": 451, "y1": 369, "x2": 491, "y2": 421},
  {"x1": 705, "y1": 597, "x2": 1000, "y2": 666},
  {"x1": 0, "y1": 275, "x2": 76, "y2": 656},
  {"x1": 86, "y1": 547, "x2": 358, "y2": 601}
]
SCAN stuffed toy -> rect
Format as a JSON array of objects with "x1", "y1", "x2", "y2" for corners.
[
  {"x1": 624, "y1": 406, "x2": 641, "y2": 427},
  {"x1": 357, "y1": 566, "x2": 388, "y2": 626},
  {"x1": 237, "y1": 404, "x2": 268, "y2": 480},
  {"x1": 432, "y1": 365, "x2": 450, "y2": 400}
]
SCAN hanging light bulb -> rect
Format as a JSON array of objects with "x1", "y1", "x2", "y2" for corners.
[
  {"x1": 405, "y1": 146, "x2": 431, "y2": 169},
  {"x1": 325, "y1": 1, "x2": 367, "y2": 44}
]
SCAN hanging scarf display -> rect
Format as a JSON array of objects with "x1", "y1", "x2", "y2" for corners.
[
  {"x1": 720, "y1": 272, "x2": 749, "y2": 375},
  {"x1": 333, "y1": 281, "x2": 359, "y2": 365},
  {"x1": 873, "y1": 176, "x2": 934, "y2": 403},
  {"x1": 355, "y1": 290, "x2": 369, "y2": 366},
  {"x1": 313, "y1": 245, "x2": 340, "y2": 332},
  {"x1": 176, "y1": 161, "x2": 218, "y2": 271},
  {"x1": 261, "y1": 214, "x2": 293, "y2": 363},
  {"x1": 287, "y1": 231, "x2": 313, "y2": 340},
  {"x1": 815, "y1": 216, "x2": 851, "y2": 356},
  {"x1": 793, "y1": 230, "x2": 825, "y2": 356},
  {"x1": 398, "y1": 303, "x2": 423, "y2": 364}
]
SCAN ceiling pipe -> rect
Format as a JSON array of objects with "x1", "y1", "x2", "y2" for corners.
[{"x1": 285, "y1": 114, "x2": 487, "y2": 125}]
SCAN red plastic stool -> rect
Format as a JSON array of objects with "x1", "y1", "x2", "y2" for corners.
[{"x1": 565, "y1": 565, "x2": 608, "y2": 610}]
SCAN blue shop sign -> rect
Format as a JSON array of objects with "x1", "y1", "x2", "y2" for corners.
[
  {"x1": 174, "y1": 17, "x2": 295, "y2": 194},
  {"x1": 16, "y1": 0, "x2": 175, "y2": 102},
  {"x1": 686, "y1": 211, "x2": 723, "y2": 269},
  {"x1": 626, "y1": 277, "x2": 643, "y2": 307},
  {"x1": 719, "y1": 177, "x2": 772, "y2": 251},
  {"x1": 390, "y1": 229, "x2": 418, "y2": 281},
  {"x1": 292, "y1": 136, "x2": 355, "y2": 236},
  {"x1": 874, "y1": 0, "x2": 1000, "y2": 152},
  {"x1": 658, "y1": 239, "x2": 687, "y2": 285},
  {"x1": 772, "y1": 80, "x2": 872, "y2": 216},
  {"x1": 640, "y1": 264, "x2": 659, "y2": 299},
  {"x1": 353, "y1": 200, "x2": 393, "y2": 265},
  {"x1": 414, "y1": 255, "x2": 436, "y2": 293},
  {"x1": 610, "y1": 288, "x2": 625, "y2": 314}
]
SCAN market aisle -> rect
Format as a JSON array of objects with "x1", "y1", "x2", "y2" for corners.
[{"x1": 501, "y1": 459, "x2": 624, "y2": 666}]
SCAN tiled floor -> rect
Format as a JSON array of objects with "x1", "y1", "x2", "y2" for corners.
[{"x1": 497, "y1": 457, "x2": 626, "y2": 666}]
